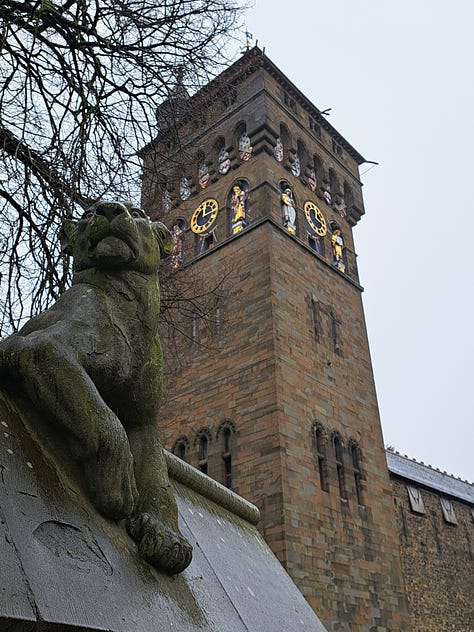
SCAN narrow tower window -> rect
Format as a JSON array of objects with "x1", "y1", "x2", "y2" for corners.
[
  {"x1": 223, "y1": 427, "x2": 232, "y2": 489},
  {"x1": 310, "y1": 295, "x2": 321, "y2": 342},
  {"x1": 350, "y1": 442, "x2": 363, "y2": 505},
  {"x1": 329, "y1": 310, "x2": 341, "y2": 355},
  {"x1": 333, "y1": 435, "x2": 346, "y2": 499},
  {"x1": 199, "y1": 434, "x2": 209, "y2": 475},
  {"x1": 172, "y1": 437, "x2": 189, "y2": 462},
  {"x1": 313, "y1": 424, "x2": 329, "y2": 491}
]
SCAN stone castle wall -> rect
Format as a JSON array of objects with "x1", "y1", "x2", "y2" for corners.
[{"x1": 391, "y1": 474, "x2": 474, "y2": 631}]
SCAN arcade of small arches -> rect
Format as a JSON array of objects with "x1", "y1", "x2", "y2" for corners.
[
  {"x1": 157, "y1": 116, "x2": 355, "y2": 218},
  {"x1": 171, "y1": 421, "x2": 235, "y2": 490},
  {"x1": 170, "y1": 420, "x2": 364, "y2": 506},
  {"x1": 157, "y1": 120, "x2": 355, "y2": 276},
  {"x1": 313, "y1": 423, "x2": 364, "y2": 505},
  {"x1": 169, "y1": 182, "x2": 349, "y2": 276}
]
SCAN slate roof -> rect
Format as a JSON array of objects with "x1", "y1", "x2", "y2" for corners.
[{"x1": 386, "y1": 451, "x2": 474, "y2": 504}]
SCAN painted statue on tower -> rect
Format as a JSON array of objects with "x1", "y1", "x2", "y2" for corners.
[
  {"x1": 330, "y1": 224, "x2": 345, "y2": 273},
  {"x1": 228, "y1": 181, "x2": 250, "y2": 234},
  {"x1": 280, "y1": 185, "x2": 296, "y2": 234}
]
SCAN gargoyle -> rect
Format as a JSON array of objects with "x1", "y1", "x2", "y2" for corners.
[{"x1": 0, "y1": 201, "x2": 192, "y2": 574}]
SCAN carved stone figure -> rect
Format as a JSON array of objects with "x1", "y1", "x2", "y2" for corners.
[{"x1": 0, "y1": 200, "x2": 192, "y2": 574}]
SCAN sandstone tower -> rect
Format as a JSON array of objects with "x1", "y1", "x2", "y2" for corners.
[{"x1": 142, "y1": 47, "x2": 411, "y2": 631}]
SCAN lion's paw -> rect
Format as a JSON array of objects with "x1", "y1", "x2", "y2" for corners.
[
  {"x1": 127, "y1": 512, "x2": 193, "y2": 574},
  {"x1": 85, "y1": 423, "x2": 138, "y2": 521}
]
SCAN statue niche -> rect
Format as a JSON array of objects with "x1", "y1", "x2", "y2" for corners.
[{"x1": 0, "y1": 201, "x2": 192, "y2": 575}]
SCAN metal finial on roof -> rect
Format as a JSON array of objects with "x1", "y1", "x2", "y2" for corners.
[{"x1": 241, "y1": 29, "x2": 253, "y2": 54}]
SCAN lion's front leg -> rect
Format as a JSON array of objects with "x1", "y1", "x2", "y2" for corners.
[
  {"x1": 0, "y1": 334, "x2": 138, "y2": 520},
  {"x1": 126, "y1": 427, "x2": 192, "y2": 574}
]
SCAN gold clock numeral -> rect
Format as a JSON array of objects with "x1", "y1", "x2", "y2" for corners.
[{"x1": 304, "y1": 201, "x2": 327, "y2": 237}]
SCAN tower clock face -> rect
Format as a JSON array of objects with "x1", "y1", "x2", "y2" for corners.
[
  {"x1": 304, "y1": 201, "x2": 327, "y2": 237},
  {"x1": 190, "y1": 199, "x2": 219, "y2": 235}
]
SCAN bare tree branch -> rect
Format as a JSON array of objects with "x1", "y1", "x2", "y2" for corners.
[{"x1": 0, "y1": 0, "x2": 245, "y2": 335}]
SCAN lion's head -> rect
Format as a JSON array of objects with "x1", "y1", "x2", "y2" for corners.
[{"x1": 61, "y1": 201, "x2": 172, "y2": 274}]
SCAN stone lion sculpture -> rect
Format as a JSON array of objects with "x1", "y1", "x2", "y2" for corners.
[{"x1": 0, "y1": 200, "x2": 192, "y2": 574}]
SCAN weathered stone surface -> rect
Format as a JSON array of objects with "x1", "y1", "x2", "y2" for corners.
[
  {"x1": 0, "y1": 391, "x2": 326, "y2": 631},
  {"x1": 0, "y1": 201, "x2": 191, "y2": 575}
]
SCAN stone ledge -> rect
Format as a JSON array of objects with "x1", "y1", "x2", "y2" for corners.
[{"x1": 165, "y1": 450, "x2": 260, "y2": 525}]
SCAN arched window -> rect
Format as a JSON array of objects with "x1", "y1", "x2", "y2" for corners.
[
  {"x1": 312, "y1": 155, "x2": 322, "y2": 179},
  {"x1": 223, "y1": 428, "x2": 232, "y2": 488},
  {"x1": 333, "y1": 433, "x2": 346, "y2": 499},
  {"x1": 343, "y1": 182, "x2": 354, "y2": 210},
  {"x1": 329, "y1": 168, "x2": 339, "y2": 198},
  {"x1": 172, "y1": 436, "x2": 189, "y2": 462},
  {"x1": 313, "y1": 423, "x2": 329, "y2": 491},
  {"x1": 196, "y1": 431, "x2": 211, "y2": 475},
  {"x1": 200, "y1": 434, "x2": 208, "y2": 463},
  {"x1": 217, "y1": 421, "x2": 235, "y2": 489},
  {"x1": 349, "y1": 441, "x2": 363, "y2": 505}
]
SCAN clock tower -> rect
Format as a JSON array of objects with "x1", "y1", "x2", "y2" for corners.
[{"x1": 141, "y1": 48, "x2": 411, "y2": 631}]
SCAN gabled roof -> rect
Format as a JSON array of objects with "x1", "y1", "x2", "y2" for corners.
[{"x1": 386, "y1": 450, "x2": 474, "y2": 504}]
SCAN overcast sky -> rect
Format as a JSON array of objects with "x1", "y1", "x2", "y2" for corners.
[{"x1": 238, "y1": 0, "x2": 473, "y2": 482}]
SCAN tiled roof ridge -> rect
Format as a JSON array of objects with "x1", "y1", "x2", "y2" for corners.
[{"x1": 385, "y1": 448, "x2": 473, "y2": 486}]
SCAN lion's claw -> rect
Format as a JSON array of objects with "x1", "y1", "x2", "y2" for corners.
[{"x1": 128, "y1": 512, "x2": 192, "y2": 574}]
